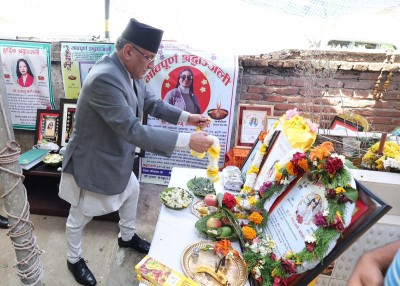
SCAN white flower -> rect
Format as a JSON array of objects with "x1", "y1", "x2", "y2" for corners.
[
  {"x1": 254, "y1": 266, "x2": 262, "y2": 279},
  {"x1": 263, "y1": 131, "x2": 274, "y2": 146},
  {"x1": 305, "y1": 234, "x2": 316, "y2": 243},
  {"x1": 383, "y1": 157, "x2": 400, "y2": 170},
  {"x1": 240, "y1": 199, "x2": 252, "y2": 210},
  {"x1": 253, "y1": 152, "x2": 264, "y2": 166},
  {"x1": 323, "y1": 210, "x2": 329, "y2": 216},
  {"x1": 331, "y1": 153, "x2": 346, "y2": 163},
  {"x1": 244, "y1": 173, "x2": 257, "y2": 189}
]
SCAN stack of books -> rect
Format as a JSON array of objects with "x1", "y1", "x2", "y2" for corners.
[{"x1": 18, "y1": 149, "x2": 50, "y2": 170}]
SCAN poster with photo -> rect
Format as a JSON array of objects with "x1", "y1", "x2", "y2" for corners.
[
  {"x1": 0, "y1": 40, "x2": 54, "y2": 130},
  {"x1": 139, "y1": 40, "x2": 238, "y2": 185},
  {"x1": 60, "y1": 42, "x2": 115, "y2": 99}
]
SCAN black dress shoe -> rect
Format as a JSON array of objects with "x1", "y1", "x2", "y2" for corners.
[
  {"x1": 67, "y1": 258, "x2": 97, "y2": 286},
  {"x1": 0, "y1": 215, "x2": 9, "y2": 229},
  {"x1": 118, "y1": 234, "x2": 151, "y2": 254}
]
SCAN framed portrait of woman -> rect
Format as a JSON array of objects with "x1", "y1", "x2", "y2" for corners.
[
  {"x1": 35, "y1": 109, "x2": 60, "y2": 144},
  {"x1": 235, "y1": 103, "x2": 274, "y2": 148},
  {"x1": 59, "y1": 98, "x2": 77, "y2": 147}
]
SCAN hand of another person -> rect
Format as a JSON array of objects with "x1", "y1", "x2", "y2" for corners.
[
  {"x1": 189, "y1": 131, "x2": 213, "y2": 153},
  {"x1": 347, "y1": 240, "x2": 400, "y2": 286},
  {"x1": 187, "y1": 114, "x2": 210, "y2": 129},
  {"x1": 347, "y1": 253, "x2": 385, "y2": 286}
]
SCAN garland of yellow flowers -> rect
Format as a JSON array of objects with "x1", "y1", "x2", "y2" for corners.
[{"x1": 190, "y1": 124, "x2": 221, "y2": 182}]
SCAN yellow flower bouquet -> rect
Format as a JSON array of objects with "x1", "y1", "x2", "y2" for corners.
[{"x1": 361, "y1": 141, "x2": 400, "y2": 172}]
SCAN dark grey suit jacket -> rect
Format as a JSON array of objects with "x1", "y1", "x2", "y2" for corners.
[{"x1": 62, "y1": 52, "x2": 183, "y2": 196}]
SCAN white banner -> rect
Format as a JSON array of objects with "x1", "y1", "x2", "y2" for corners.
[
  {"x1": 139, "y1": 41, "x2": 238, "y2": 185},
  {"x1": 0, "y1": 40, "x2": 54, "y2": 130}
]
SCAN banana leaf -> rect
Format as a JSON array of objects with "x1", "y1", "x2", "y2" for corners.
[{"x1": 195, "y1": 207, "x2": 242, "y2": 242}]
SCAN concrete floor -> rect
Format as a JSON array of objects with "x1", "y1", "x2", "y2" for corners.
[{"x1": 0, "y1": 182, "x2": 165, "y2": 286}]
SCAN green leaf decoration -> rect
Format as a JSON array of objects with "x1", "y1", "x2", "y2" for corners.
[{"x1": 186, "y1": 176, "x2": 215, "y2": 198}]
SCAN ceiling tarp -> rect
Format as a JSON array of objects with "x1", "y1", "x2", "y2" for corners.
[{"x1": 1, "y1": 0, "x2": 399, "y2": 55}]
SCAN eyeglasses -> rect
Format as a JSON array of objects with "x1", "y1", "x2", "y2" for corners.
[
  {"x1": 131, "y1": 45, "x2": 157, "y2": 63},
  {"x1": 180, "y1": 74, "x2": 193, "y2": 81}
]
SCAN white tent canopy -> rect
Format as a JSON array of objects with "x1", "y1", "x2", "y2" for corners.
[{"x1": 1, "y1": 0, "x2": 399, "y2": 55}]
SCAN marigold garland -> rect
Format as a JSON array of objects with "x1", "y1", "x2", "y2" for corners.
[
  {"x1": 190, "y1": 122, "x2": 221, "y2": 182},
  {"x1": 235, "y1": 140, "x2": 358, "y2": 286},
  {"x1": 225, "y1": 109, "x2": 359, "y2": 285}
]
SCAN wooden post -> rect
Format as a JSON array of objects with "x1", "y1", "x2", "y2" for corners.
[
  {"x1": 0, "y1": 55, "x2": 42, "y2": 285},
  {"x1": 377, "y1": 132, "x2": 388, "y2": 156}
]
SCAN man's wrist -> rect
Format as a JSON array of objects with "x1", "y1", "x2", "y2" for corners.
[
  {"x1": 179, "y1": 111, "x2": 190, "y2": 123},
  {"x1": 175, "y1": 133, "x2": 191, "y2": 150}
]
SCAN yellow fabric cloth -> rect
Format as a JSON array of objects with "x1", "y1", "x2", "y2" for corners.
[{"x1": 279, "y1": 115, "x2": 316, "y2": 151}]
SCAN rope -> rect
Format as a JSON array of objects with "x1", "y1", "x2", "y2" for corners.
[{"x1": 0, "y1": 92, "x2": 43, "y2": 285}]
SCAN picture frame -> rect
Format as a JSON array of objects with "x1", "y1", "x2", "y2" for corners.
[
  {"x1": 59, "y1": 98, "x2": 77, "y2": 147},
  {"x1": 35, "y1": 109, "x2": 60, "y2": 144},
  {"x1": 253, "y1": 130, "x2": 293, "y2": 193},
  {"x1": 248, "y1": 178, "x2": 391, "y2": 286},
  {"x1": 330, "y1": 116, "x2": 364, "y2": 132},
  {"x1": 235, "y1": 103, "x2": 274, "y2": 148},
  {"x1": 266, "y1": 116, "x2": 280, "y2": 131},
  {"x1": 240, "y1": 131, "x2": 280, "y2": 181}
]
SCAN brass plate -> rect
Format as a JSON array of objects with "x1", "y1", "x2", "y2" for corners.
[
  {"x1": 191, "y1": 200, "x2": 209, "y2": 218},
  {"x1": 181, "y1": 241, "x2": 247, "y2": 286}
]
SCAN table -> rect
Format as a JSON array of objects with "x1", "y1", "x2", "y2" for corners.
[
  {"x1": 139, "y1": 167, "x2": 250, "y2": 285},
  {"x1": 23, "y1": 162, "x2": 118, "y2": 221}
]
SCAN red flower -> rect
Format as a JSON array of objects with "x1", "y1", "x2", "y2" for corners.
[
  {"x1": 273, "y1": 276, "x2": 288, "y2": 286},
  {"x1": 292, "y1": 152, "x2": 307, "y2": 164},
  {"x1": 305, "y1": 242, "x2": 315, "y2": 252},
  {"x1": 326, "y1": 188, "x2": 337, "y2": 199},
  {"x1": 313, "y1": 213, "x2": 328, "y2": 228},
  {"x1": 270, "y1": 253, "x2": 277, "y2": 261},
  {"x1": 222, "y1": 192, "x2": 237, "y2": 210},
  {"x1": 259, "y1": 181, "x2": 272, "y2": 197},
  {"x1": 324, "y1": 157, "x2": 343, "y2": 175},
  {"x1": 331, "y1": 215, "x2": 345, "y2": 232},
  {"x1": 281, "y1": 259, "x2": 297, "y2": 274}
]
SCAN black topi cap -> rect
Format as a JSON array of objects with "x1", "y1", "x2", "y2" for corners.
[{"x1": 121, "y1": 18, "x2": 164, "y2": 54}]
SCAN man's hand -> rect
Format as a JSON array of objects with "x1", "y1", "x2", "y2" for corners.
[
  {"x1": 187, "y1": 114, "x2": 210, "y2": 129},
  {"x1": 347, "y1": 240, "x2": 400, "y2": 286},
  {"x1": 189, "y1": 131, "x2": 213, "y2": 153}
]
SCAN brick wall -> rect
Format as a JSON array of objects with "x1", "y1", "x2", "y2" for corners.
[
  {"x1": 13, "y1": 46, "x2": 400, "y2": 152},
  {"x1": 239, "y1": 49, "x2": 400, "y2": 132}
]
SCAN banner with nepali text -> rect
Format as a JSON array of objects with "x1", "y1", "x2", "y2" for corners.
[
  {"x1": 0, "y1": 40, "x2": 54, "y2": 130},
  {"x1": 60, "y1": 42, "x2": 115, "y2": 99},
  {"x1": 139, "y1": 40, "x2": 238, "y2": 185}
]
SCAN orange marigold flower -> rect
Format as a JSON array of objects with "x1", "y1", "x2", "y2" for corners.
[
  {"x1": 275, "y1": 172, "x2": 283, "y2": 183},
  {"x1": 321, "y1": 141, "x2": 334, "y2": 152},
  {"x1": 298, "y1": 158, "x2": 310, "y2": 171},
  {"x1": 259, "y1": 131, "x2": 267, "y2": 142},
  {"x1": 214, "y1": 239, "x2": 231, "y2": 256},
  {"x1": 309, "y1": 141, "x2": 334, "y2": 161},
  {"x1": 242, "y1": 226, "x2": 257, "y2": 240},
  {"x1": 248, "y1": 212, "x2": 263, "y2": 224},
  {"x1": 286, "y1": 161, "x2": 295, "y2": 176}
]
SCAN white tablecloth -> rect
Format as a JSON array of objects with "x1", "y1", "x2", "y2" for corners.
[{"x1": 139, "y1": 167, "x2": 250, "y2": 285}]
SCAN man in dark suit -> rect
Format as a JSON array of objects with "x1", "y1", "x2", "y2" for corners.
[{"x1": 59, "y1": 18, "x2": 213, "y2": 286}]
